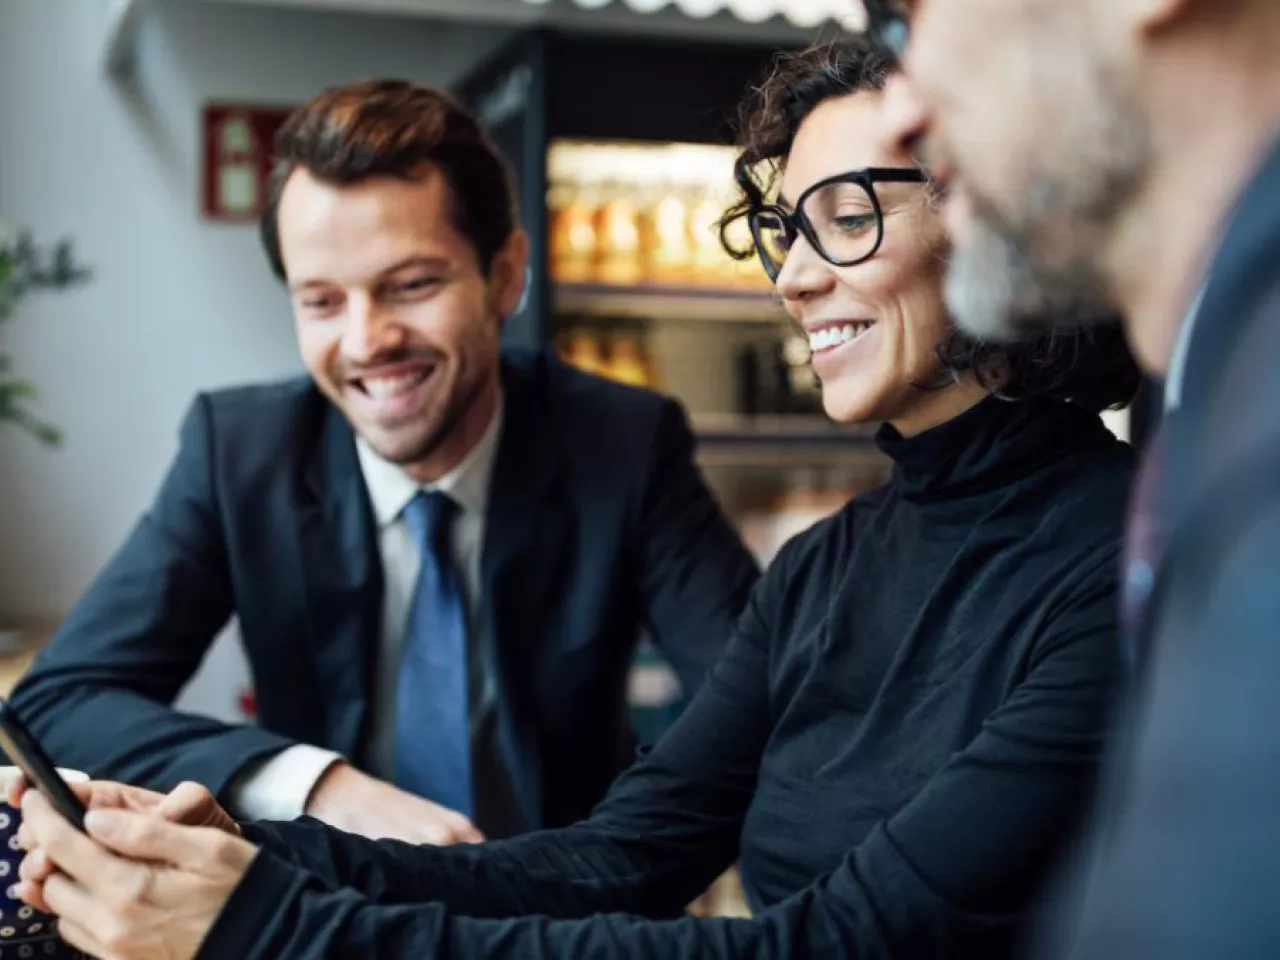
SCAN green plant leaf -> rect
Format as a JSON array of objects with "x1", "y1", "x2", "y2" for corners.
[
  {"x1": 0, "y1": 228, "x2": 90, "y2": 442},
  {"x1": 34, "y1": 423, "x2": 62, "y2": 445},
  {"x1": 0, "y1": 379, "x2": 39, "y2": 401},
  {"x1": 0, "y1": 402, "x2": 62, "y2": 445}
]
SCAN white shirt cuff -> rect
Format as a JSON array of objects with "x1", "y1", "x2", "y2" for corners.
[{"x1": 226, "y1": 744, "x2": 344, "y2": 822}]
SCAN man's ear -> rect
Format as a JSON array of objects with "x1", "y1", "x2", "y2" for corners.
[{"x1": 490, "y1": 230, "x2": 530, "y2": 322}]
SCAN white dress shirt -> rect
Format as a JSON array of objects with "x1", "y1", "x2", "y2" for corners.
[{"x1": 228, "y1": 400, "x2": 504, "y2": 821}]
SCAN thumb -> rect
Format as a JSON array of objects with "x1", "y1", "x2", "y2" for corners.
[
  {"x1": 157, "y1": 782, "x2": 217, "y2": 826},
  {"x1": 85, "y1": 808, "x2": 218, "y2": 866}
]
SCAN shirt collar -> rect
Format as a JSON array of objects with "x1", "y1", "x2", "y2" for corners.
[{"x1": 356, "y1": 391, "x2": 504, "y2": 528}]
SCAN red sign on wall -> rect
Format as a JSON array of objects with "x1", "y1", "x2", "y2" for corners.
[{"x1": 201, "y1": 103, "x2": 296, "y2": 222}]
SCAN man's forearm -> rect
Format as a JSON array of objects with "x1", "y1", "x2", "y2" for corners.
[{"x1": 10, "y1": 680, "x2": 296, "y2": 797}]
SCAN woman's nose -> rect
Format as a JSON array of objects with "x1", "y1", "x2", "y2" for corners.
[{"x1": 775, "y1": 236, "x2": 838, "y2": 305}]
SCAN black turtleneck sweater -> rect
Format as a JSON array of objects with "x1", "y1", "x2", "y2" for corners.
[{"x1": 205, "y1": 396, "x2": 1135, "y2": 960}]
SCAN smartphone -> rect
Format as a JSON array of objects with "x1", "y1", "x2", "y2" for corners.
[{"x1": 0, "y1": 698, "x2": 87, "y2": 831}]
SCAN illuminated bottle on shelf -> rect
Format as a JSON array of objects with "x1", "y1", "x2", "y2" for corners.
[
  {"x1": 595, "y1": 173, "x2": 644, "y2": 286},
  {"x1": 558, "y1": 329, "x2": 608, "y2": 377},
  {"x1": 548, "y1": 149, "x2": 598, "y2": 284},
  {"x1": 722, "y1": 207, "x2": 771, "y2": 289},
  {"x1": 605, "y1": 333, "x2": 655, "y2": 389},
  {"x1": 547, "y1": 139, "x2": 775, "y2": 292},
  {"x1": 645, "y1": 183, "x2": 694, "y2": 286},
  {"x1": 689, "y1": 182, "x2": 734, "y2": 288}
]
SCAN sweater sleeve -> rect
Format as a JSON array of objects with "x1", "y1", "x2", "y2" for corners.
[
  {"x1": 235, "y1": 583, "x2": 774, "y2": 921},
  {"x1": 201, "y1": 553, "x2": 1125, "y2": 960}
]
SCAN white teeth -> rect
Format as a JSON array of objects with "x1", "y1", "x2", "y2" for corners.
[
  {"x1": 363, "y1": 372, "x2": 428, "y2": 400},
  {"x1": 807, "y1": 323, "x2": 872, "y2": 353}
]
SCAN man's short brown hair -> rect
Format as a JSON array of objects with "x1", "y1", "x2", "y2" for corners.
[{"x1": 260, "y1": 79, "x2": 519, "y2": 280}]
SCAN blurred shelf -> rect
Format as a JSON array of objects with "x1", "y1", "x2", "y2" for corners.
[
  {"x1": 0, "y1": 619, "x2": 56, "y2": 697},
  {"x1": 553, "y1": 282, "x2": 784, "y2": 322},
  {"x1": 694, "y1": 413, "x2": 878, "y2": 443},
  {"x1": 692, "y1": 414, "x2": 884, "y2": 465}
]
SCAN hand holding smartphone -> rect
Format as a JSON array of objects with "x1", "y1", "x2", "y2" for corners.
[{"x1": 0, "y1": 698, "x2": 87, "y2": 830}]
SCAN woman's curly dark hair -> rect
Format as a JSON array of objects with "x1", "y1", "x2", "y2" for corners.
[{"x1": 719, "y1": 37, "x2": 1141, "y2": 413}]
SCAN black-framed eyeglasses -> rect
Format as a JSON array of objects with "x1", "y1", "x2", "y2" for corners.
[
  {"x1": 748, "y1": 167, "x2": 927, "y2": 283},
  {"x1": 863, "y1": 1, "x2": 911, "y2": 59}
]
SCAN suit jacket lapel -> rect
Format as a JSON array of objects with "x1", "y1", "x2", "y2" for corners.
[
  {"x1": 295, "y1": 399, "x2": 384, "y2": 762},
  {"x1": 1178, "y1": 134, "x2": 1280, "y2": 457},
  {"x1": 1144, "y1": 135, "x2": 1280, "y2": 654},
  {"x1": 481, "y1": 359, "x2": 570, "y2": 827}
]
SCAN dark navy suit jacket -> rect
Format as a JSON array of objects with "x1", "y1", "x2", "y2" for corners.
[
  {"x1": 11, "y1": 350, "x2": 759, "y2": 831},
  {"x1": 1060, "y1": 134, "x2": 1280, "y2": 957}
]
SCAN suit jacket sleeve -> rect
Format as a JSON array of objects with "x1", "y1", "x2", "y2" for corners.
[
  {"x1": 9, "y1": 397, "x2": 296, "y2": 796},
  {"x1": 201, "y1": 553, "x2": 1123, "y2": 960},
  {"x1": 630, "y1": 399, "x2": 760, "y2": 695}
]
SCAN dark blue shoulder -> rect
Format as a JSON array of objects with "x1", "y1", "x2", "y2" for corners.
[
  {"x1": 502, "y1": 348, "x2": 671, "y2": 419},
  {"x1": 500, "y1": 348, "x2": 681, "y2": 464},
  {"x1": 185, "y1": 375, "x2": 330, "y2": 480},
  {"x1": 195, "y1": 375, "x2": 322, "y2": 429}
]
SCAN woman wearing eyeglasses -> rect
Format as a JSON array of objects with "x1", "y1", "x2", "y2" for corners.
[{"x1": 12, "y1": 38, "x2": 1141, "y2": 960}]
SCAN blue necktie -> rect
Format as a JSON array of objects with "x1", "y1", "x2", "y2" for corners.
[{"x1": 394, "y1": 491, "x2": 473, "y2": 816}]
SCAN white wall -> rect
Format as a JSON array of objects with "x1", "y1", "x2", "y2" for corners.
[{"x1": 0, "y1": 0, "x2": 513, "y2": 618}]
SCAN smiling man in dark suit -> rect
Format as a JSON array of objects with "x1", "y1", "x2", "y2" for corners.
[{"x1": 10, "y1": 79, "x2": 758, "y2": 845}]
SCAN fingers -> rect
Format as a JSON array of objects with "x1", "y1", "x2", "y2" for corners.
[
  {"x1": 419, "y1": 813, "x2": 484, "y2": 846},
  {"x1": 49, "y1": 915, "x2": 111, "y2": 960},
  {"x1": 9, "y1": 776, "x2": 162, "y2": 819},
  {"x1": 21, "y1": 791, "x2": 123, "y2": 895},
  {"x1": 15, "y1": 785, "x2": 96, "y2": 854},
  {"x1": 17, "y1": 818, "x2": 35, "y2": 854},
  {"x1": 439, "y1": 808, "x2": 484, "y2": 845},
  {"x1": 86, "y1": 808, "x2": 240, "y2": 875},
  {"x1": 6, "y1": 775, "x2": 97, "y2": 812},
  {"x1": 17, "y1": 849, "x2": 57, "y2": 914},
  {"x1": 416, "y1": 798, "x2": 484, "y2": 845},
  {"x1": 158, "y1": 781, "x2": 236, "y2": 833},
  {"x1": 418, "y1": 823, "x2": 453, "y2": 846},
  {"x1": 15, "y1": 873, "x2": 53, "y2": 915},
  {"x1": 6, "y1": 773, "x2": 27, "y2": 809},
  {"x1": 19, "y1": 847, "x2": 55, "y2": 884},
  {"x1": 94, "y1": 781, "x2": 166, "y2": 815},
  {"x1": 158, "y1": 781, "x2": 211, "y2": 822},
  {"x1": 42, "y1": 871, "x2": 118, "y2": 947}
]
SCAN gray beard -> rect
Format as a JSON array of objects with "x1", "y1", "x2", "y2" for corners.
[
  {"x1": 944, "y1": 213, "x2": 1114, "y2": 341},
  {"x1": 943, "y1": 56, "x2": 1148, "y2": 342}
]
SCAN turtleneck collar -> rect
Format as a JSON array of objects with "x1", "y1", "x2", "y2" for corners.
[{"x1": 875, "y1": 394, "x2": 1112, "y2": 504}]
